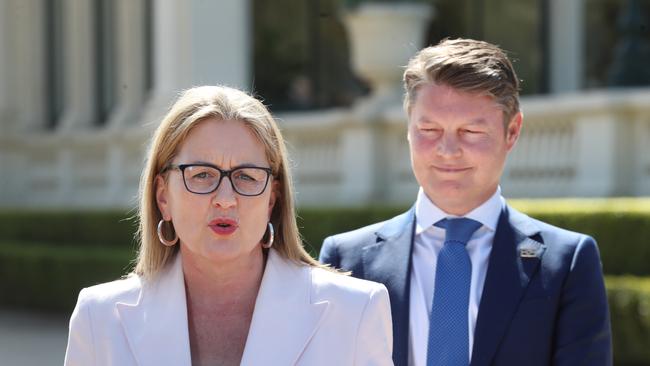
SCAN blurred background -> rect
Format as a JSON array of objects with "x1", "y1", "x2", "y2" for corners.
[{"x1": 0, "y1": 0, "x2": 649, "y2": 365}]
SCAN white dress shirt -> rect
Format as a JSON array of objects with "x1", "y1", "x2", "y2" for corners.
[{"x1": 408, "y1": 187, "x2": 505, "y2": 366}]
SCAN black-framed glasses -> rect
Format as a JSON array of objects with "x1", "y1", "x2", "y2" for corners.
[{"x1": 164, "y1": 163, "x2": 273, "y2": 196}]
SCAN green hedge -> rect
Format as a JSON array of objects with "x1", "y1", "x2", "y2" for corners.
[
  {"x1": 297, "y1": 202, "x2": 650, "y2": 276},
  {"x1": 0, "y1": 242, "x2": 135, "y2": 312},
  {"x1": 606, "y1": 276, "x2": 650, "y2": 366},
  {"x1": 0, "y1": 201, "x2": 649, "y2": 275},
  {"x1": 0, "y1": 210, "x2": 137, "y2": 247},
  {"x1": 0, "y1": 241, "x2": 647, "y2": 365}
]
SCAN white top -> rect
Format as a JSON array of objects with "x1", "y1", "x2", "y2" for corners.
[
  {"x1": 64, "y1": 249, "x2": 394, "y2": 366},
  {"x1": 408, "y1": 187, "x2": 505, "y2": 366}
]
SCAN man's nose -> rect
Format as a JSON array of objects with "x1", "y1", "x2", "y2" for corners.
[{"x1": 436, "y1": 132, "x2": 462, "y2": 158}]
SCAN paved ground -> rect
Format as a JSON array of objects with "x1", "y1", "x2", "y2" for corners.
[{"x1": 0, "y1": 309, "x2": 68, "y2": 366}]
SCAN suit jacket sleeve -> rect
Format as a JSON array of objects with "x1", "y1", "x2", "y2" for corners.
[
  {"x1": 553, "y1": 235, "x2": 612, "y2": 366},
  {"x1": 320, "y1": 236, "x2": 341, "y2": 268},
  {"x1": 64, "y1": 289, "x2": 96, "y2": 366},
  {"x1": 354, "y1": 284, "x2": 394, "y2": 366}
]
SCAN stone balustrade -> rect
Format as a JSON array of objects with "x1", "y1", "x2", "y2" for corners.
[{"x1": 2, "y1": 88, "x2": 648, "y2": 209}]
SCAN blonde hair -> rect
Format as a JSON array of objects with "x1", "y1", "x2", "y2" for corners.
[
  {"x1": 134, "y1": 85, "x2": 322, "y2": 278},
  {"x1": 403, "y1": 38, "x2": 520, "y2": 124}
]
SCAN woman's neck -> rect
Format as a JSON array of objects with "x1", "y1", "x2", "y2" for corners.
[{"x1": 181, "y1": 246, "x2": 266, "y2": 309}]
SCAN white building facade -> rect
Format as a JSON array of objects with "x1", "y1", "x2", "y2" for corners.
[{"x1": 0, "y1": 0, "x2": 648, "y2": 209}]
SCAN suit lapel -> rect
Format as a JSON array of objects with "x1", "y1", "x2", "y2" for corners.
[
  {"x1": 471, "y1": 206, "x2": 545, "y2": 366},
  {"x1": 240, "y1": 249, "x2": 328, "y2": 366},
  {"x1": 362, "y1": 207, "x2": 415, "y2": 366},
  {"x1": 116, "y1": 254, "x2": 192, "y2": 366}
]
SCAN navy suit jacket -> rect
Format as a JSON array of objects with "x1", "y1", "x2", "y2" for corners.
[{"x1": 319, "y1": 205, "x2": 612, "y2": 366}]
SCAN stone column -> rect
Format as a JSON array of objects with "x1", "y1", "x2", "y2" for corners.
[
  {"x1": 0, "y1": 0, "x2": 9, "y2": 130},
  {"x1": 188, "y1": 0, "x2": 251, "y2": 89},
  {"x1": 107, "y1": 0, "x2": 147, "y2": 129},
  {"x1": 549, "y1": 0, "x2": 584, "y2": 93},
  {"x1": 58, "y1": 0, "x2": 97, "y2": 131},
  {"x1": 6, "y1": 0, "x2": 49, "y2": 132},
  {"x1": 143, "y1": 0, "x2": 252, "y2": 122}
]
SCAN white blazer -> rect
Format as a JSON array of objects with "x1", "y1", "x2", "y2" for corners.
[{"x1": 64, "y1": 249, "x2": 393, "y2": 365}]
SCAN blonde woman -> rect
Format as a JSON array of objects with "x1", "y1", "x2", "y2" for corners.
[{"x1": 64, "y1": 86, "x2": 393, "y2": 366}]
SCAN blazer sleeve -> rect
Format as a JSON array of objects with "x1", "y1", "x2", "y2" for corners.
[
  {"x1": 64, "y1": 288, "x2": 96, "y2": 366},
  {"x1": 354, "y1": 284, "x2": 394, "y2": 366},
  {"x1": 320, "y1": 236, "x2": 341, "y2": 269},
  {"x1": 553, "y1": 235, "x2": 612, "y2": 366}
]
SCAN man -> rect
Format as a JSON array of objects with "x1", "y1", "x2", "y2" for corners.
[{"x1": 320, "y1": 39, "x2": 612, "y2": 366}]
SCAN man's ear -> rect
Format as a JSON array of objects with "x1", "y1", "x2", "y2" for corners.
[
  {"x1": 155, "y1": 175, "x2": 171, "y2": 220},
  {"x1": 505, "y1": 111, "x2": 523, "y2": 152}
]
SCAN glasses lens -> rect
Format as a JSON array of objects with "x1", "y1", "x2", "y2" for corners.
[
  {"x1": 231, "y1": 167, "x2": 269, "y2": 195},
  {"x1": 183, "y1": 165, "x2": 221, "y2": 194}
]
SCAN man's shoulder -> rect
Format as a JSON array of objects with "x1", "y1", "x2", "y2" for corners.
[
  {"x1": 507, "y1": 205, "x2": 596, "y2": 253},
  {"x1": 323, "y1": 208, "x2": 413, "y2": 250},
  {"x1": 325, "y1": 220, "x2": 386, "y2": 247}
]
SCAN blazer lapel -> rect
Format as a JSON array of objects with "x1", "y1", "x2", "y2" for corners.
[
  {"x1": 116, "y1": 254, "x2": 192, "y2": 366},
  {"x1": 240, "y1": 249, "x2": 328, "y2": 366},
  {"x1": 471, "y1": 206, "x2": 545, "y2": 366},
  {"x1": 362, "y1": 207, "x2": 416, "y2": 366}
]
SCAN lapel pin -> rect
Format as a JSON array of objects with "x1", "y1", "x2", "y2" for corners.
[{"x1": 519, "y1": 239, "x2": 544, "y2": 258}]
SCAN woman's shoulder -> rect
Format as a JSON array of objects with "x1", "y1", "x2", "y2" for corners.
[
  {"x1": 309, "y1": 265, "x2": 387, "y2": 300},
  {"x1": 75, "y1": 275, "x2": 142, "y2": 309}
]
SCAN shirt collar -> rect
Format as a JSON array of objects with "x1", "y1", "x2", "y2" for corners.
[{"x1": 414, "y1": 186, "x2": 504, "y2": 235}]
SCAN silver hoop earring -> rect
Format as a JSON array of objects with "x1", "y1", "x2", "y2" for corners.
[
  {"x1": 157, "y1": 219, "x2": 178, "y2": 246},
  {"x1": 262, "y1": 222, "x2": 274, "y2": 248}
]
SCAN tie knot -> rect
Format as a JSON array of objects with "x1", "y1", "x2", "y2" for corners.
[{"x1": 434, "y1": 217, "x2": 482, "y2": 245}]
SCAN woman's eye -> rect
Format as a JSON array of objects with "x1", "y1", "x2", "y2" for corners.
[
  {"x1": 236, "y1": 173, "x2": 256, "y2": 182},
  {"x1": 192, "y1": 171, "x2": 213, "y2": 180}
]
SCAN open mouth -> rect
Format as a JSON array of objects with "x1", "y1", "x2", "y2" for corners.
[{"x1": 209, "y1": 218, "x2": 239, "y2": 235}]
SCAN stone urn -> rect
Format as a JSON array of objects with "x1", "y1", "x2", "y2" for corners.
[{"x1": 345, "y1": 2, "x2": 433, "y2": 98}]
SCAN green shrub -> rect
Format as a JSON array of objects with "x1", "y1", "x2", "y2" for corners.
[
  {"x1": 606, "y1": 276, "x2": 650, "y2": 366},
  {"x1": 0, "y1": 242, "x2": 134, "y2": 312},
  {"x1": 0, "y1": 198, "x2": 648, "y2": 275},
  {"x1": 297, "y1": 202, "x2": 650, "y2": 276},
  {"x1": 0, "y1": 210, "x2": 137, "y2": 247},
  {"x1": 0, "y1": 241, "x2": 649, "y2": 365}
]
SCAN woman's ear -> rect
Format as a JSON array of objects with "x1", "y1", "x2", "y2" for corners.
[
  {"x1": 155, "y1": 175, "x2": 171, "y2": 220},
  {"x1": 268, "y1": 180, "x2": 279, "y2": 218}
]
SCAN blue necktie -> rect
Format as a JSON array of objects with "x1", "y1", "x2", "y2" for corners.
[{"x1": 427, "y1": 218, "x2": 482, "y2": 366}]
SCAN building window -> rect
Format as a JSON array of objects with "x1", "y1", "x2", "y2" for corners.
[
  {"x1": 585, "y1": 0, "x2": 650, "y2": 88},
  {"x1": 426, "y1": 0, "x2": 551, "y2": 95},
  {"x1": 253, "y1": 0, "x2": 366, "y2": 111}
]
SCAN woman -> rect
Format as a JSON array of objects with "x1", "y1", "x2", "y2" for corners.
[{"x1": 64, "y1": 86, "x2": 393, "y2": 366}]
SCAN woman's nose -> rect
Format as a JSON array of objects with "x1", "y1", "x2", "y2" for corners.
[{"x1": 211, "y1": 177, "x2": 237, "y2": 208}]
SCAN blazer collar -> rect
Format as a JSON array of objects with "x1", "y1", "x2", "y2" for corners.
[
  {"x1": 367, "y1": 206, "x2": 416, "y2": 366},
  {"x1": 471, "y1": 205, "x2": 546, "y2": 366},
  {"x1": 116, "y1": 254, "x2": 192, "y2": 366},
  {"x1": 240, "y1": 249, "x2": 328, "y2": 366}
]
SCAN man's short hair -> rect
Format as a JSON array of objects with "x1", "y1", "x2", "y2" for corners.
[{"x1": 403, "y1": 38, "x2": 520, "y2": 124}]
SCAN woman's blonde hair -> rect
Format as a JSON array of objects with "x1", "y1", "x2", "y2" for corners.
[{"x1": 134, "y1": 85, "x2": 322, "y2": 278}]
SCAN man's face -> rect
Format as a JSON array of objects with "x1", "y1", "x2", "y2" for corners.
[{"x1": 407, "y1": 83, "x2": 522, "y2": 215}]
